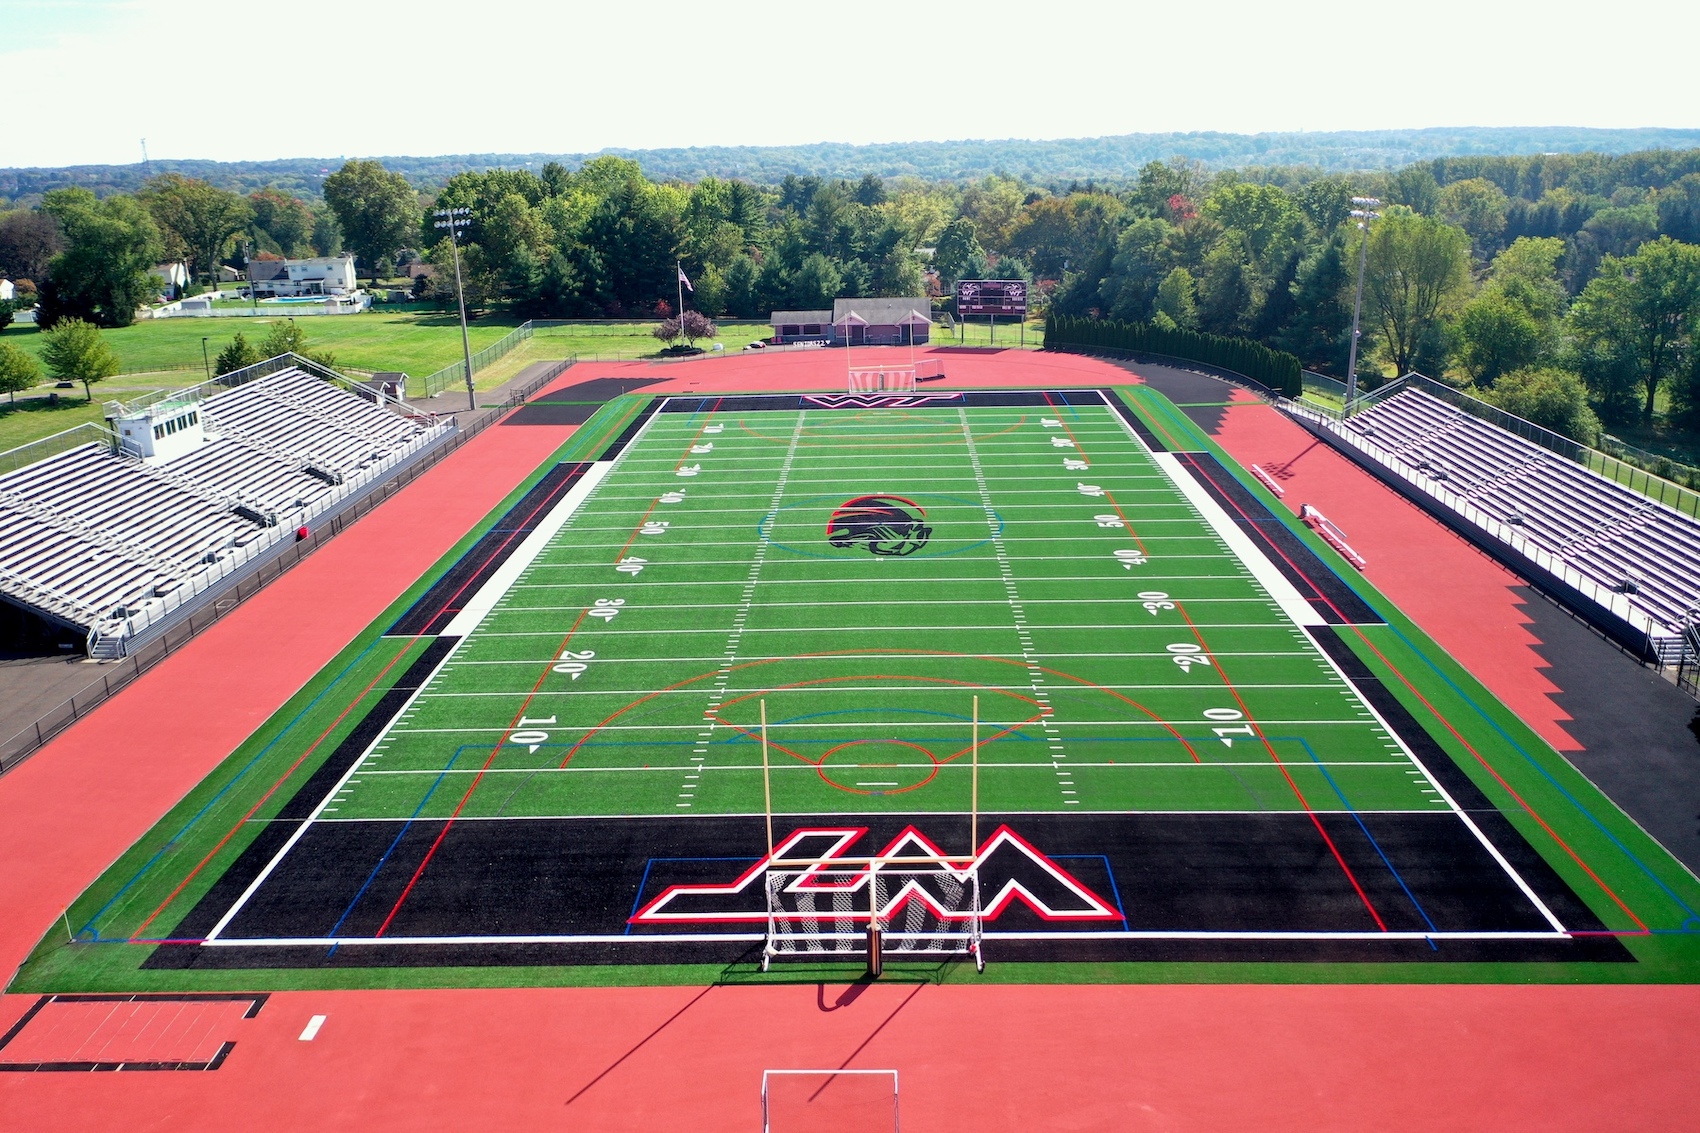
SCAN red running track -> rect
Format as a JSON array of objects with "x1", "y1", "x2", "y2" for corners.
[
  {"x1": 1206, "y1": 400, "x2": 1581, "y2": 750},
  {"x1": 3, "y1": 355, "x2": 1694, "y2": 1129},
  {"x1": 2, "y1": 982, "x2": 1695, "y2": 1131}
]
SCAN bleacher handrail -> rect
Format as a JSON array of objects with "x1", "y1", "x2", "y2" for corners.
[
  {"x1": 0, "y1": 423, "x2": 119, "y2": 477},
  {"x1": 102, "y1": 352, "x2": 371, "y2": 421},
  {"x1": 1341, "y1": 374, "x2": 1700, "y2": 519}
]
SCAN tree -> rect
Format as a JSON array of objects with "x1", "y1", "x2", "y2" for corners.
[
  {"x1": 1439, "y1": 177, "x2": 1510, "y2": 259},
  {"x1": 0, "y1": 298, "x2": 12, "y2": 333},
  {"x1": 321, "y1": 160, "x2": 417, "y2": 281},
  {"x1": 1278, "y1": 235, "x2": 1355, "y2": 373},
  {"x1": 1568, "y1": 236, "x2": 1700, "y2": 421},
  {"x1": 1455, "y1": 290, "x2": 1543, "y2": 383},
  {"x1": 791, "y1": 253, "x2": 843, "y2": 309},
  {"x1": 39, "y1": 189, "x2": 163, "y2": 328},
  {"x1": 248, "y1": 189, "x2": 315, "y2": 257},
  {"x1": 933, "y1": 218, "x2": 983, "y2": 286},
  {"x1": 0, "y1": 341, "x2": 40, "y2": 405},
  {"x1": 0, "y1": 209, "x2": 63, "y2": 280},
  {"x1": 40, "y1": 318, "x2": 119, "y2": 400},
  {"x1": 1362, "y1": 211, "x2": 1471, "y2": 375},
  {"x1": 1483, "y1": 367, "x2": 1601, "y2": 444},
  {"x1": 1153, "y1": 267, "x2": 1199, "y2": 329},
  {"x1": 215, "y1": 332, "x2": 262, "y2": 375},
  {"x1": 651, "y1": 310, "x2": 718, "y2": 348},
  {"x1": 1388, "y1": 166, "x2": 1441, "y2": 216},
  {"x1": 141, "y1": 174, "x2": 252, "y2": 287},
  {"x1": 258, "y1": 320, "x2": 308, "y2": 358}
]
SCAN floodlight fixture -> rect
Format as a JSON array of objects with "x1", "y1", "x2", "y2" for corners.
[{"x1": 432, "y1": 207, "x2": 477, "y2": 410}]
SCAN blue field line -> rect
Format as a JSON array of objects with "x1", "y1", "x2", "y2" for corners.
[
  {"x1": 77, "y1": 634, "x2": 391, "y2": 939},
  {"x1": 624, "y1": 856, "x2": 759, "y2": 935},
  {"x1": 1289, "y1": 736, "x2": 1439, "y2": 941},
  {"x1": 323, "y1": 745, "x2": 475, "y2": 947},
  {"x1": 1052, "y1": 854, "x2": 1130, "y2": 928},
  {"x1": 1048, "y1": 391, "x2": 1086, "y2": 421},
  {"x1": 1382, "y1": 622, "x2": 1700, "y2": 928}
]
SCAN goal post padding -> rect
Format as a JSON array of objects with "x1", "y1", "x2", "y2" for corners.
[{"x1": 762, "y1": 1069, "x2": 898, "y2": 1133}]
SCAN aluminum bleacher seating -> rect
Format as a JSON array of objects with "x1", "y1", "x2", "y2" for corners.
[
  {"x1": 0, "y1": 366, "x2": 450, "y2": 655},
  {"x1": 1345, "y1": 388, "x2": 1700, "y2": 639}
]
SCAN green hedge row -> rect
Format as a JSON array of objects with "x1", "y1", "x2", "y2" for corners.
[{"x1": 1044, "y1": 315, "x2": 1302, "y2": 398}]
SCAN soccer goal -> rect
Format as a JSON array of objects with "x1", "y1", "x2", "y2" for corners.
[
  {"x1": 762, "y1": 1069, "x2": 899, "y2": 1133},
  {"x1": 757, "y1": 699, "x2": 987, "y2": 975},
  {"x1": 847, "y1": 368, "x2": 918, "y2": 394}
]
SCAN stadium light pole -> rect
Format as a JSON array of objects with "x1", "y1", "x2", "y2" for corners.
[
  {"x1": 432, "y1": 207, "x2": 477, "y2": 411},
  {"x1": 1343, "y1": 197, "x2": 1382, "y2": 414}
]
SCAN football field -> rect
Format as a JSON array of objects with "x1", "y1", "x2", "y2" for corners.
[
  {"x1": 29, "y1": 383, "x2": 1700, "y2": 993},
  {"x1": 67, "y1": 388, "x2": 1628, "y2": 975}
]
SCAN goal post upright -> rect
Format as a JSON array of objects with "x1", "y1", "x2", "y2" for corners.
[
  {"x1": 761, "y1": 698, "x2": 773, "y2": 861},
  {"x1": 971, "y1": 694, "x2": 979, "y2": 859}
]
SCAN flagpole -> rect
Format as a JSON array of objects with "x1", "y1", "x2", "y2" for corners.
[{"x1": 677, "y1": 262, "x2": 684, "y2": 341}]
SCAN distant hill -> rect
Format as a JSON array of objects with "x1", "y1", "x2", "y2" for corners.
[{"x1": 5, "y1": 127, "x2": 1700, "y2": 201}]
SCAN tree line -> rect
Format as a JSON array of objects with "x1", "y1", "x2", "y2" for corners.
[{"x1": 5, "y1": 148, "x2": 1700, "y2": 442}]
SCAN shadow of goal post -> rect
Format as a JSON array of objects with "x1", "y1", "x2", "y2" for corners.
[{"x1": 762, "y1": 1069, "x2": 898, "y2": 1133}]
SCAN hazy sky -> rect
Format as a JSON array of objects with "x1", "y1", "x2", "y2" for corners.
[{"x1": 5, "y1": 0, "x2": 1697, "y2": 167}]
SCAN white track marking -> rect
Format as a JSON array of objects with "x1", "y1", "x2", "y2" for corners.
[
  {"x1": 1149, "y1": 451, "x2": 1322, "y2": 628},
  {"x1": 298, "y1": 1015, "x2": 326, "y2": 1041}
]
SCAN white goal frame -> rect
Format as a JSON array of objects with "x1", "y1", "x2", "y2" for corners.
[
  {"x1": 762, "y1": 1068, "x2": 899, "y2": 1133},
  {"x1": 848, "y1": 368, "x2": 918, "y2": 393}
]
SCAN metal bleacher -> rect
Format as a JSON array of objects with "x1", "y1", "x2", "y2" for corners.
[
  {"x1": 1339, "y1": 387, "x2": 1700, "y2": 652},
  {"x1": 0, "y1": 361, "x2": 453, "y2": 656}
]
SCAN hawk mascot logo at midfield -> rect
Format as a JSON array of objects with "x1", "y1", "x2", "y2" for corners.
[{"x1": 826, "y1": 495, "x2": 933, "y2": 556}]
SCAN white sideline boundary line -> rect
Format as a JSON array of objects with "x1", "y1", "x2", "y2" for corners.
[
  {"x1": 1150, "y1": 450, "x2": 1323, "y2": 628},
  {"x1": 203, "y1": 633, "x2": 469, "y2": 941},
  {"x1": 202, "y1": 928, "x2": 1570, "y2": 947},
  {"x1": 440, "y1": 461, "x2": 616, "y2": 637},
  {"x1": 1303, "y1": 626, "x2": 1569, "y2": 934}
]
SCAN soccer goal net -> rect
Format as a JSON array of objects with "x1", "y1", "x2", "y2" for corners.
[
  {"x1": 761, "y1": 856, "x2": 985, "y2": 973},
  {"x1": 847, "y1": 368, "x2": 917, "y2": 393},
  {"x1": 762, "y1": 1069, "x2": 898, "y2": 1133}
]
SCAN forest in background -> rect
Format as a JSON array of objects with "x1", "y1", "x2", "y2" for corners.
[
  {"x1": 5, "y1": 128, "x2": 1700, "y2": 202},
  {"x1": 5, "y1": 141, "x2": 1700, "y2": 463}
]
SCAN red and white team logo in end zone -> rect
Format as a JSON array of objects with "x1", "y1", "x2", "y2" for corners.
[{"x1": 629, "y1": 825, "x2": 1122, "y2": 925}]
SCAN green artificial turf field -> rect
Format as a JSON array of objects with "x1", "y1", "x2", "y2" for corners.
[{"x1": 15, "y1": 386, "x2": 1700, "y2": 991}]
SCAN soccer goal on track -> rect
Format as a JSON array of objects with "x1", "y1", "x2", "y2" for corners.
[
  {"x1": 847, "y1": 368, "x2": 918, "y2": 393},
  {"x1": 762, "y1": 1069, "x2": 899, "y2": 1133}
]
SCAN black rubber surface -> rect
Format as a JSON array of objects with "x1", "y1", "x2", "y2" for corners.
[
  {"x1": 1175, "y1": 451, "x2": 1382, "y2": 625},
  {"x1": 388, "y1": 463, "x2": 590, "y2": 636},
  {"x1": 1513, "y1": 588, "x2": 1700, "y2": 873},
  {"x1": 503, "y1": 401, "x2": 604, "y2": 426},
  {"x1": 598, "y1": 399, "x2": 665, "y2": 459},
  {"x1": 1105, "y1": 393, "x2": 1169, "y2": 452},
  {"x1": 146, "y1": 796, "x2": 1626, "y2": 969}
]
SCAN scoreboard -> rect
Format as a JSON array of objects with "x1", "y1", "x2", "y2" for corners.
[{"x1": 956, "y1": 279, "x2": 1028, "y2": 317}]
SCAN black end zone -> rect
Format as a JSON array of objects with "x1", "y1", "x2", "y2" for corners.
[
  {"x1": 1174, "y1": 451, "x2": 1382, "y2": 625},
  {"x1": 148, "y1": 801, "x2": 1628, "y2": 969},
  {"x1": 389, "y1": 463, "x2": 590, "y2": 636}
]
